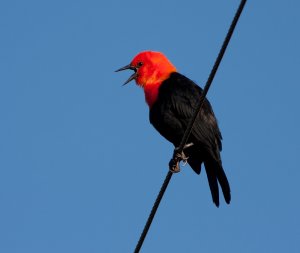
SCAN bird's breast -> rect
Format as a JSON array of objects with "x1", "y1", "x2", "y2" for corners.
[{"x1": 144, "y1": 83, "x2": 161, "y2": 107}]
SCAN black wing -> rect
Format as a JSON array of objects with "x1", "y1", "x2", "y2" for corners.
[
  {"x1": 150, "y1": 72, "x2": 230, "y2": 206},
  {"x1": 161, "y1": 72, "x2": 222, "y2": 157}
]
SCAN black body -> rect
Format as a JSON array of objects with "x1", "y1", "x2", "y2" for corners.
[{"x1": 149, "y1": 72, "x2": 231, "y2": 206}]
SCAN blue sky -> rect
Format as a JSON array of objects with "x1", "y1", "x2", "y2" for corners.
[{"x1": 0, "y1": 0, "x2": 299, "y2": 252}]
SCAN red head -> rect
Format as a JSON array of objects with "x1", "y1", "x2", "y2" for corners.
[{"x1": 116, "y1": 51, "x2": 177, "y2": 106}]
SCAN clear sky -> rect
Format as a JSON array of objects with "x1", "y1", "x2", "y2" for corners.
[{"x1": 0, "y1": 1, "x2": 299, "y2": 252}]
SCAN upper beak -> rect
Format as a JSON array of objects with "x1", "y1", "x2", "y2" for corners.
[{"x1": 115, "y1": 64, "x2": 138, "y2": 85}]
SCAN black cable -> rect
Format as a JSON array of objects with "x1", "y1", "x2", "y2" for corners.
[
  {"x1": 174, "y1": 0, "x2": 247, "y2": 158},
  {"x1": 134, "y1": 1, "x2": 247, "y2": 252},
  {"x1": 134, "y1": 171, "x2": 173, "y2": 253}
]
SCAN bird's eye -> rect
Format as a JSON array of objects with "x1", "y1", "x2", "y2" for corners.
[{"x1": 137, "y1": 61, "x2": 143, "y2": 67}]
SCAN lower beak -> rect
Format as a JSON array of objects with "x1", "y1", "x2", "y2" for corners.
[{"x1": 115, "y1": 64, "x2": 138, "y2": 85}]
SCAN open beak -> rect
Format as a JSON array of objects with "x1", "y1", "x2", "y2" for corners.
[{"x1": 115, "y1": 64, "x2": 138, "y2": 85}]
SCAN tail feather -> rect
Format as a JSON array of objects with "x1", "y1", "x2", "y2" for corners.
[
  {"x1": 205, "y1": 158, "x2": 231, "y2": 206},
  {"x1": 204, "y1": 160, "x2": 220, "y2": 207},
  {"x1": 185, "y1": 147, "x2": 231, "y2": 206},
  {"x1": 216, "y1": 162, "x2": 231, "y2": 204}
]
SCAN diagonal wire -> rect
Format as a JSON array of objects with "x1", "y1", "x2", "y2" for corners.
[
  {"x1": 175, "y1": 0, "x2": 247, "y2": 156},
  {"x1": 133, "y1": 1, "x2": 247, "y2": 252},
  {"x1": 133, "y1": 171, "x2": 173, "y2": 253}
]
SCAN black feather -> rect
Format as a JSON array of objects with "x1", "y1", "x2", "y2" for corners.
[{"x1": 150, "y1": 72, "x2": 231, "y2": 206}]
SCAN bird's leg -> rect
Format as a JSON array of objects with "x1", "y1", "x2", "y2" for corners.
[
  {"x1": 169, "y1": 143, "x2": 194, "y2": 173},
  {"x1": 181, "y1": 142, "x2": 194, "y2": 150}
]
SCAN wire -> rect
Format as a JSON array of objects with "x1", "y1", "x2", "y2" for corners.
[
  {"x1": 175, "y1": 0, "x2": 247, "y2": 157},
  {"x1": 134, "y1": 171, "x2": 173, "y2": 253},
  {"x1": 133, "y1": 1, "x2": 247, "y2": 252}
]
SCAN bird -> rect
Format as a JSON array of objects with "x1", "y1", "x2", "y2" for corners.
[{"x1": 116, "y1": 51, "x2": 231, "y2": 207}]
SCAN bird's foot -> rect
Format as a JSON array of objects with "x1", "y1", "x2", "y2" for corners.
[
  {"x1": 169, "y1": 143, "x2": 193, "y2": 173},
  {"x1": 169, "y1": 158, "x2": 181, "y2": 173},
  {"x1": 169, "y1": 150, "x2": 189, "y2": 173}
]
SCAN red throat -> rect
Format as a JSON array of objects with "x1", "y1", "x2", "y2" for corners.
[{"x1": 144, "y1": 82, "x2": 161, "y2": 107}]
